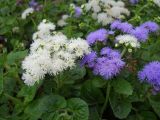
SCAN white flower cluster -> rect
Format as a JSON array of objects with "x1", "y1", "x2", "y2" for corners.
[
  {"x1": 57, "y1": 15, "x2": 69, "y2": 27},
  {"x1": 83, "y1": 0, "x2": 130, "y2": 26},
  {"x1": 153, "y1": 0, "x2": 160, "y2": 7},
  {"x1": 22, "y1": 20, "x2": 90, "y2": 86},
  {"x1": 115, "y1": 34, "x2": 140, "y2": 52},
  {"x1": 21, "y1": 8, "x2": 34, "y2": 19}
]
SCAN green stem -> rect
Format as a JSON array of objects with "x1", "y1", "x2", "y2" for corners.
[
  {"x1": 100, "y1": 81, "x2": 111, "y2": 118},
  {"x1": 137, "y1": 1, "x2": 151, "y2": 14},
  {"x1": 4, "y1": 93, "x2": 22, "y2": 105},
  {"x1": 31, "y1": 18, "x2": 37, "y2": 30},
  {"x1": 54, "y1": 75, "x2": 61, "y2": 93},
  {"x1": 121, "y1": 47, "x2": 127, "y2": 57}
]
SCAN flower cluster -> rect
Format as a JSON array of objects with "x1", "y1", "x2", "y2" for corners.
[
  {"x1": 111, "y1": 20, "x2": 159, "y2": 42},
  {"x1": 115, "y1": 34, "x2": 140, "y2": 49},
  {"x1": 21, "y1": 7, "x2": 34, "y2": 19},
  {"x1": 22, "y1": 20, "x2": 90, "y2": 86},
  {"x1": 154, "y1": 0, "x2": 160, "y2": 7},
  {"x1": 83, "y1": 0, "x2": 130, "y2": 26},
  {"x1": 129, "y1": 0, "x2": 139, "y2": 4},
  {"x1": 57, "y1": 15, "x2": 69, "y2": 27},
  {"x1": 81, "y1": 47, "x2": 125, "y2": 79},
  {"x1": 29, "y1": 0, "x2": 43, "y2": 11},
  {"x1": 70, "y1": 4, "x2": 82, "y2": 18},
  {"x1": 86, "y1": 29, "x2": 109, "y2": 45},
  {"x1": 138, "y1": 61, "x2": 160, "y2": 94},
  {"x1": 21, "y1": 0, "x2": 43, "y2": 19}
]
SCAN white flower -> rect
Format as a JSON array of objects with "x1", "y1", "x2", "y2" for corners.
[
  {"x1": 38, "y1": 19, "x2": 55, "y2": 32},
  {"x1": 153, "y1": 0, "x2": 160, "y2": 7},
  {"x1": 68, "y1": 38, "x2": 91, "y2": 57},
  {"x1": 22, "y1": 20, "x2": 90, "y2": 86},
  {"x1": 108, "y1": 7, "x2": 130, "y2": 18},
  {"x1": 32, "y1": 20, "x2": 56, "y2": 40},
  {"x1": 97, "y1": 12, "x2": 113, "y2": 26},
  {"x1": 83, "y1": 0, "x2": 130, "y2": 26},
  {"x1": 22, "y1": 49, "x2": 52, "y2": 85},
  {"x1": 57, "y1": 14, "x2": 69, "y2": 27},
  {"x1": 62, "y1": 15, "x2": 69, "y2": 20},
  {"x1": 116, "y1": 34, "x2": 140, "y2": 48},
  {"x1": 57, "y1": 19, "x2": 68, "y2": 27},
  {"x1": 21, "y1": 8, "x2": 34, "y2": 19}
]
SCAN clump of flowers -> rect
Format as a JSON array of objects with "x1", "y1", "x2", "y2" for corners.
[
  {"x1": 22, "y1": 20, "x2": 90, "y2": 86},
  {"x1": 21, "y1": 0, "x2": 43, "y2": 19},
  {"x1": 29, "y1": 0, "x2": 43, "y2": 11},
  {"x1": 57, "y1": 15, "x2": 69, "y2": 27},
  {"x1": 21, "y1": 7, "x2": 34, "y2": 19},
  {"x1": 70, "y1": 4, "x2": 82, "y2": 18},
  {"x1": 111, "y1": 20, "x2": 159, "y2": 42},
  {"x1": 111, "y1": 20, "x2": 133, "y2": 34},
  {"x1": 129, "y1": 0, "x2": 139, "y2": 4},
  {"x1": 86, "y1": 29, "x2": 109, "y2": 45},
  {"x1": 138, "y1": 61, "x2": 160, "y2": 94},
  {"x1": 81, "y1": 47, "x2": 125, "y2": 79},
  {"x1": 83, "y1": 0, "x2": 130, "y2": 26},
  {"x1": 153, "y1": 0, "x2": 160, "y2": 7},
  {"x1": 115, "y1": 34, "x2": 140, "y2": 50}
]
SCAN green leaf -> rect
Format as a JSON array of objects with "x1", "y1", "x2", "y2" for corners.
[
  {"x1": 0, "y1": 68, "x2": 3, "y2": 95},
  {"x1": 67, "y1": 98, "x2": 89, "y2": 120},
  {"x1": 17, "y1": 84, "x2": 40, "y2": 104},
  {"x1": 24, "y1": 95, "x2": 66, "y2": 120},
  {"x1": 89, "y1": 106, "x2": 100, "y2": 120},
  {"x1": 7, "y1": 50, "x2": 28, "y2": 65},
  {"x1": 110, "y1": 93, "x2": 132, "y2": 119},
  {"x1": 140, "y1": 111, "x2": 157, "y2": 120},
  {"x1": 112, "y1": 79, "x2": 133, "y2": 95},
  {"x1": 0, "y1": 53, "x2": 6, "y2": 67},
  {"x1": 91, "y1": 77, "x2": 107, "y2": 88},
  {"x1": 59, "y1": 64, "x2": 86, "y2": 85},
  {"x1": 149, "y1": 95, "x2": 160, "y2": 118},
  {"x1": 81, "y1": 80, "x2": 105, "y2": 104}
]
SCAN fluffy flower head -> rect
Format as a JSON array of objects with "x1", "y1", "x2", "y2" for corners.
[
  {"x1": 116, "y1": 34, "x2": 140, "y2": 48},
  {"x1": 21, "y1": 7, "x2": 34, "y2": 19},
  {"x1": 138, "y1": 61, "x2": 160, "y2": 94}
]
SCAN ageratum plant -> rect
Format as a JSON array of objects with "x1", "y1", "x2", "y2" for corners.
[{"x1": 0, "y1": 0, "x2": 160, "y2": 120}]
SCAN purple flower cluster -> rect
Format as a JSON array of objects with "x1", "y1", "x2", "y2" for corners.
[
  {"x1": 111, "y1": 20, "x2": 159, "y2": 42},
  {"x1": 29, "y1": 0, "x2": 43, "y2": 11},
  {"x1": 86, "y1": 29, "x2": 113, "y2": 45},
  {"x1": 129, "y1": 0, "x2": 139, "y2": 4},
  {"x1": 111, "y1": 20, "x2": 133, "y2": 34},
  {"x1": 74, "y1": 6, "x2": 82, "y2": 18},
  {"x1": 138, "y1": 61, "x2": 160, "y2": 94},
  {"x1": 131, "y1": 26, "x2": 149, "y2": 42},
  {"x1": 81, "y1": 47, "x2": 125, "y2": 80}
]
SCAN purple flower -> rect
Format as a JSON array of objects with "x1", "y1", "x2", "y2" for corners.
[
  {"x1": 111, "y1": 20, "x2": 133, "y2": 33},
  {"x1": 74, "y1": 6, "x2": 82, "y2": 18},
  {"x1": 131, "y1": 26, "x2": 149, "y2": 42},
  {"x1": 129, "y1": 0, "x2": 139, "y2": 4},
  {"x1": 140, "y1": 21, "x2": 159, "y2": 33},
  {"x1": 16, "y1": 0, "x2": 24, "y2": 6},
  {"x1": 81, "y1": 48, "x2": 125, "y2": 80},
  {"x1": 138, "y1": 61, "x2": 160, "y2": 94},
  {"x1": 110, "y1": 20, "x2": 121, "y2": 30},
  {"x1": 86, "y1": 29, "x2": 108, "y2": 45},
  {"x1": 100, "y1": 47, "x2": 121, "y2": 59},
  {"x1": 29, "y1": 0, "x2": 38, "y2": 7},
  {"x1": 93, "y1": 57, "x2": 125, "y2": 79},
  {"x1": 81, "y1": 51, "x2": 97, "y2": 68},
  {"x1": 29, "y1": 0, "x2": 43, "y2": 11}
]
